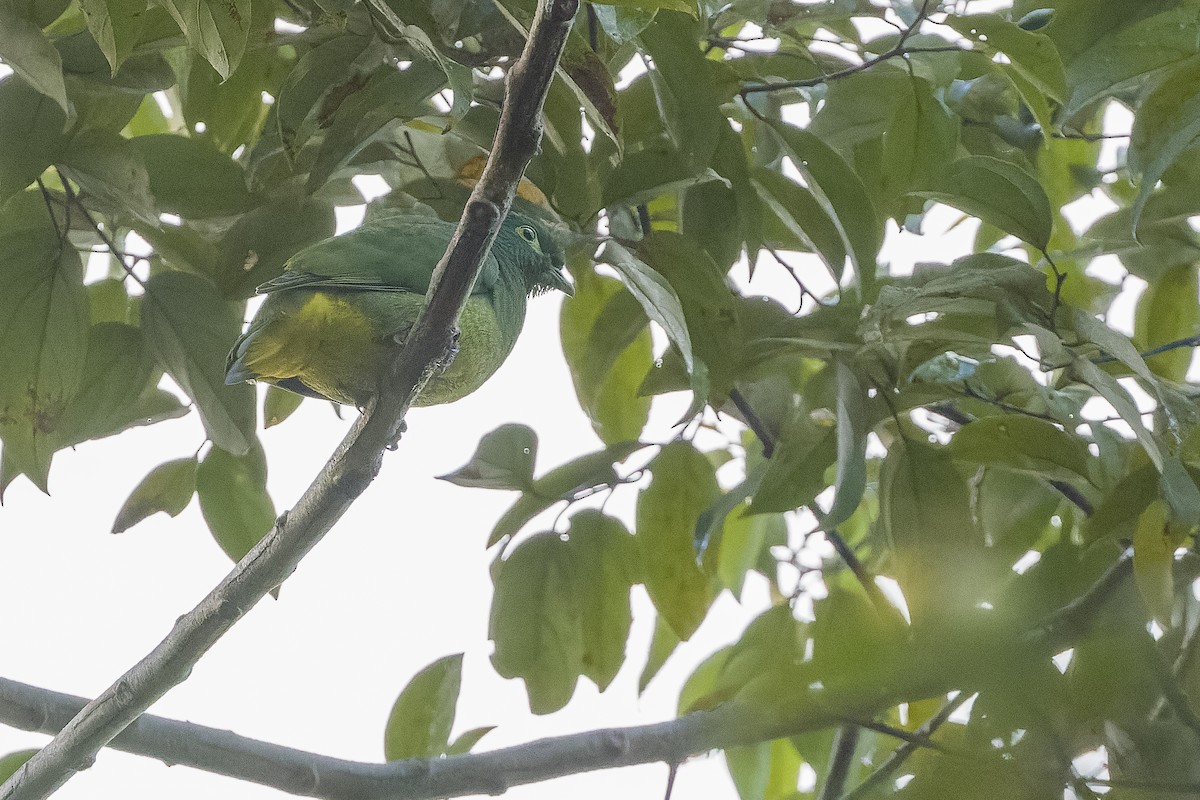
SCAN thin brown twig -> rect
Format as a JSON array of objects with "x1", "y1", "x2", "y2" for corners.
[
  {"x1": 729, "y1": 387, "x2": 775, "y2": 458},
  {"x1": 53, "y1": 167, "x2": 148, "y2": 288},
  {"x1": 840, "y1": 692, "x2": 971, "y2": 800},
  {"x1": 765, "y1": 246, "x2": 830, "y2": 310},
  {"x1": 818, "y1": 726, "x2": 860, "y2": 800},
  {"x1": 740, "y1": 0, "x2": 943, "y2": 98}
]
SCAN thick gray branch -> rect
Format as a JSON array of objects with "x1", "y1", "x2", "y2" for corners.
[
  {"x1": 0, "y1": 2, "x2": 578, "y2": 798},
  {"x1": 0, "y1": 677, "x2": 753, "y2": 800},
  {"x1": 0, "y1": 552, "x2": 1134, "y2": 799}
]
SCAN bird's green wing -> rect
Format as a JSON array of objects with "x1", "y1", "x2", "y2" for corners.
[{"x1": 257, "y1": 216, "x2": 501, "y2": 295}]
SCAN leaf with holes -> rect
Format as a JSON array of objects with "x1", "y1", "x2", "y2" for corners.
[
  {"x1": 438, "y1": 423, "x2": 537, "y2": 491},
  {"x1": 0, "y1": 225, "x2": 88, "y2": 493},
  {"x1": 156, "y1": 0, "x2": 251, "y2": 80}
]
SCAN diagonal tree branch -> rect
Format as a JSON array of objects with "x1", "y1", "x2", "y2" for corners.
[{"x1": 0, "y1": 2, "x2": 579, "y2": 798}]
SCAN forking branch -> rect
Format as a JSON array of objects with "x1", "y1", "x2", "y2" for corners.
[{"x1": 0, "y1": 1, "x2": 579, "y2": 797}]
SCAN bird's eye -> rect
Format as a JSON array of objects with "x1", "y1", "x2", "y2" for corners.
[{"x1": 517, "y1": 225, "x2": 538, "y2": 244}]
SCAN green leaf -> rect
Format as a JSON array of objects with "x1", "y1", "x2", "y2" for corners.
[
  {"x1": 880, "y1": 76, "x2": 959, "y2": 208},
  {"x1": 437, "y1": 423, "x2": 537, "y2": 491},
  {"x1": 490, "y1": 534, "x2": 583, "y2": 714},
  {"x1": 486, "y1": 441, "x2": 645, "y2": 546},
  {"x1": 1129, "y1": 56, "x2": 1200, "y2": 232},
  {"x1": 1017, "y1": 8, "x2": 1054, "y2": 31},
  {"x1": 183, "y1": 47, "x2": 275, "y2": 155},
  {"x1": 638, "y1": 11, "x2": 723, "y2": 166},
  {"x1": 1160, "y1": 455, "x2": 1200, "y2": 530},
  {"x1": 397, "y1": 21, "x2": 472, "y2": 128},
  {"x1": 78, "y1": 0, "x2": 147, "y2": 74},
  {"x1": 87, "y1": 277, "x2": 128, "y2": 324},
  {"x1": 127, "y1": 134, "x2": 252, "y2": 218},
  {"x1": 753, "y1": 169, "x2": 846, "y2": 283},
  {"x1": 212, "y1": 194, "x2": 336, "y2": 297},
  {"x1": 196, "y1": 440, "x2": 275, "y2": 563},
  {"x1": 274, "y1": 33, "x2": 372, "y2": 157},
  {"x1": 1071, "y1": 357, "x2": 1162, "y2": 472},
  {"x1": 592, "y1": 4, "x2": 655, "y2": 43},
  {"x1": 306, "y1": 61, "x2": 449, "y2": 191},
  {"x1": 141, "y1": 271, "x2": 254, "y2": 456},
  {"x1": 1132, "y1": 499, "x2": 1174, "y2": 623},
  {"x1": 950, "y1": 415, "x2": 1092, "y2": 482},
  {"x1": 156, "y1": 0, "x2": 250, "y2": 80},
  {"x1": 444, "y1": 726, "x2": 495, "y2": 756},
  {"x1": 678, "y1": 644, "x2": 733, "y2": 714},
  {"x1": 911, "y1": 156, "x2": 1053, "y2": 250},
  {"x1": 263, "y1": 385, "x2": 302, "y2": 428},
  {"x1": 491, "y1": 511, "x2": 639, "y2": 704},
  {"x1": 636, "y1": 441, "x2": 719, "y2": 640},
  {"x1": 600, "y1": 241, "x2": 695, "y2": 375},
  {"x1": 636, "y1": 233, "x2": 742, "y2": 406},
  {"x1": 111, "y1": 457, "x2": 198, "y2": 533},
  {"x1": 0, "y1": 0, "x2": 70, "y2": 114},
  {"x1": 591, "y1": 0, "x2": 695, "y2": 14},
  {"x1": 1062, "y1": 3, "x2": 1200, "y2": 120},
  {"x1": 20, "y1": 0, "x2": 71, "y2": 27},
  {"x1": 637, "y1": 613, "x2": 680, "y2": 694},
  {"x1": 568, "y1": 510, "x2": 638, "y2": 690},
  {"x1": 750, "y1": 411, "x2": 837, "y2": 515},
  {"x1": 1072, "y1": 309, "x2": 1155, "y2": 385},
  {"x1": 1134, "y1": 263, "x2": 1199, "y2": 382},
  {"x1": 695, "y1": 460, "x2": 766, "y2": 558},
  {"x1": 880, "y1": 441, "x2": 978, "y2": 621},
  {"x1": 0, "y1": 225, "x2": 88, "y2": 492},
  {"x1": 383, "y1": 653, "x2": 462, "y2": 761},
  {"x1": 0, "y1": 76, "x2": 69, "y2": 201},
  {"x1": 0, "y1": 750, "x2": 37, "y2": 784},
  {"x1": 718, "y1": 508, "x2": 785, "y2": 599},
  {"x1": 560, "y1": 271, "x2": 652, "y2": 445},
  {"x1": 770, "y1": 123, "x2": 882, "y2": 292},
  {"x1": 822, "y1": 362, "x2": 868, "y2": 528},
  {"x1": 946, "y1": 13, "x2": 1067, "y2": 102},
  {"x1": 55, "y1": 322, "x2": 186, "y2": 446},
  {"x1": 61, "y1": 128, "x2": 156, "y2": 224},
  {"x1": 1084, "y1": 463, "x2": 1158, "y2": 543}
]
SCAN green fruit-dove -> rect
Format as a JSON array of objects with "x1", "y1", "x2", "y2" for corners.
[{"x1": 225, "y1": 211, "x2": 571, "y2": 406}]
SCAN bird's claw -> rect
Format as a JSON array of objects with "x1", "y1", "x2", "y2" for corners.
[
  {"x1": 386, "y1": 419, "x2": 408, "y2": 451},
  {"x1": 436, "y1": 327, "x2": 461, "y2": 375}
]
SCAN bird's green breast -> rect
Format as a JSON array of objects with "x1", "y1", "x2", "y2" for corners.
[{"x1": 236, "y1": 289, "x2": 514, "y2": 407}]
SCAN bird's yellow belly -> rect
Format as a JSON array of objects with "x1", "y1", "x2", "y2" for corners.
[{"x1": 242, "y1": 290, "x2": 508, "y2": 407}]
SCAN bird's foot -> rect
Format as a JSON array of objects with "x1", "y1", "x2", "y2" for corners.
[
  {"x1": 386, "y1": 419, "x2": 408, "y2": 451},
  {"x1": 436, "y1": 327, "x2": 461, "y2": 375}
]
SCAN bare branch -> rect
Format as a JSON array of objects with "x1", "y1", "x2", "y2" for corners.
[
  {"x1": 0, "y1": 2, "x2": 579, "y2": 798},
  {"x1": 0, "y1": 547, "x2": 1136, "y2": 799},
  {"x1": 817, "y1": 726, "x2": 860, "y2": 800},
  {"x1": 739, "y1": 0, "x2": 947, "y2": 100}
]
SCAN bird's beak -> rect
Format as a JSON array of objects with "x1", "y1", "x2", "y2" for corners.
[{"x1": 546, "y1": 267, "x2": 574, "y2": 296}]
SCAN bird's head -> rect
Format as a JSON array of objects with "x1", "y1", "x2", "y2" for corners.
[{"x1": 500, "y1": 212, "x2": 573, "y2": 297}]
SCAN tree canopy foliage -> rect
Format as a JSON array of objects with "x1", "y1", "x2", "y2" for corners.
[{"x1": 4, "y1": 0, "x2": 1200, "y2": 797}]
